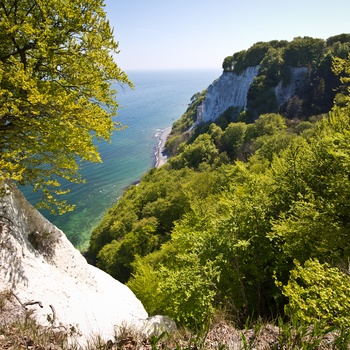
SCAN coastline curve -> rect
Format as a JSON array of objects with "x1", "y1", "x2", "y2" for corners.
[{"x1": 155, "y1": 126, "x2": 172, "y2": 168}]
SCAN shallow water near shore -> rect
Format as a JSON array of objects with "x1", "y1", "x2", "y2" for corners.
[{"x1": 21, "y1": 69, "x2": 220, "y2": 249}]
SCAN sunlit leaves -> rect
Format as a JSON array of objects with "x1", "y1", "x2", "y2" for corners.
[
  {"x1": 0, "y1": 0, "x2": 131, "y2": 213},
  {"x1": 91, "y1": 51, "x2": 350, "y2": 329},
  {"x1": 158, "y1": 256, "x2": 220, "y2": 327},
  {"x1": 281, "y1": 259, "x2": 350, "y2": 328}
]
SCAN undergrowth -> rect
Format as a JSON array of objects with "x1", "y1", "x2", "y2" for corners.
[{"x1": 1, "y1": 314, "x2": 349, "y2": 349}]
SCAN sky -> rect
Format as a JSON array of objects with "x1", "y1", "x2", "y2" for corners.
[{"x1": 104, "y1": 0, "x2": 350, "y2": 72}]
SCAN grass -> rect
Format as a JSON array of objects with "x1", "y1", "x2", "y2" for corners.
[
  {"x1": 1, "y1": 315, "x2": 350, "y2": 350},
  {"x1": 0, "y1": 317, "x2": 72, "y2": 349},
  {"x1": 1, "y1": 290, "x2": 349, "y2": 350}
]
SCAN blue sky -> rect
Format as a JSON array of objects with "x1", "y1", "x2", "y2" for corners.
[{"x1": 104, "y1": 0, "x2": 350, "y2": 71}]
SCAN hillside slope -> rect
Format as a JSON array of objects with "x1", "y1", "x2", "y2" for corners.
[{"x1": 88, "y1": 34, "x2": 350, "y2": 329}]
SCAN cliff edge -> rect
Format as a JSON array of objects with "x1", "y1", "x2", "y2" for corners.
[{"x1": 0, "y1": 180, "x2": 149, "y2": 345}]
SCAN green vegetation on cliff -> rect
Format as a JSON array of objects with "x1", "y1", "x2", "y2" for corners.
[
  {"x1": 88, "y1": 36, "x2": 350, "y2": 333},
  {"x1": 222, "y1": 35, "x2": 350, "y2": 119}
]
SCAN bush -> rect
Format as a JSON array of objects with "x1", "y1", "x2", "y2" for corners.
[{"x1": 280, "y1": 259, "x2": 350, "y2": 328}]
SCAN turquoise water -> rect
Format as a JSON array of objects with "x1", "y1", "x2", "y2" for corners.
[{"x1": 21, "y1": 69, "x2": 221, "y2": 249}]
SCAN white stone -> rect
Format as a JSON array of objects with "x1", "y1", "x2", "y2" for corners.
[
  {"x1": 198, "y1": 65, "x2": 310, "y2": 125},
  {"x1": 201, "y1": 66, "x2": 259, "y2": 123},
  {"x1": 142, "y1": 315, "x2": 177, "y2": 337},
  {"x1": 0, "y1": 180, "x2": 148, "y2": 346}
]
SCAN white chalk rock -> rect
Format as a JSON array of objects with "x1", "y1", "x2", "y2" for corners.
[
  {"x1": 201, "y1": 66, "x2": 259, "y2": 123},
  {"x1": 0, "y1": 180, "x2": 148, "y2": 345},
  {"x1": 198, "y1": 65, "x2": 309, "y2": 125}
]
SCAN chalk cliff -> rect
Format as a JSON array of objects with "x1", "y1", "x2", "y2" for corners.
[
  {"x1": 0, "y1": 180, "x2": 163, "y2": 345},
  {"x1": 274, "y1": 66, "x2": 309, "y2": 105},
  {"x1": 198, "y1": 66, "x2": 310, "y2": 123},
  {"x1": 199, "y1": 66, "x2": 259, "y2": 123}
]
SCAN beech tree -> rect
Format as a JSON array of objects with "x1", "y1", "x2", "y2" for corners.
[{"x1": 0, "y1": 0, "x2": 131, "y2": 213}]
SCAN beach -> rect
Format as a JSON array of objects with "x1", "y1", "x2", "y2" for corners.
[{"x1": 155, "y1": 126, "x2": 172, "y2": 168}]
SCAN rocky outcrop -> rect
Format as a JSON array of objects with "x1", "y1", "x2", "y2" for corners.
[
  {"x1": 198, "y1": 65, "x2": 310, "y2": 123},
  {"x1": 199, "y1": 66, "x2": 259, "y2": 123},
  {"x1": 274, "y1": 66, "x2": 310, "y2": 105},
  {"x1": 0, "y1": 180, "x2": 173, "y2": 346}
]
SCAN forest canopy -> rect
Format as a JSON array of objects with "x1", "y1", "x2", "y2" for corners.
[
  {"x1": 0, "y1": 0, "x2": 131, "y2": 213},
  {"x1": 88, "y1": 36, "x2": 350, "y2": 330}
]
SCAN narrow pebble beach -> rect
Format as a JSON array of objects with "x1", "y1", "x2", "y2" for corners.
[{"x1": 155, "y1": 126, "x2": 172, "y2": 168}]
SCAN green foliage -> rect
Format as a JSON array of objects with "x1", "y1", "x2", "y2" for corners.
[
  {"x1": 226, "y1": 37, "x2": 327, "y2": 75},
  {"x1": 88, "y1": 198, "x2": 138, "y2": 260},
  {"x1": 222, "y1": 55, "x2": 234, "y2": 72},
  {"x1": 283, "y1": 37, "x2": 325, "y2": 67},
  {"x1": 281, "y1": 259, "x2": 350, "y2": 328},
  {"x1": 87, "y1": 167, "x2": 194, "y2": 278},
  {"x1": 327, "y1": 33, "x2": 350, "y2": 46},
  {"x1": 253, "y1": 131, "x2": 295, "y2": 161},
  {"x1": 165, "y1": 133, "x2": 189, "y2": 157},
  {"x1": 230, "y1": 41, "x2": 284, "y2": 74},
  {"x1": 0, "y1": 0, "x2": 131, "y2": 213},
  {"x1": 97, "y1": 217, "x2": 161, "y2": 282},
  {"x1": 169, "y1": 134, "x2": 218, "y2": 169},
  {"x1": 215, "y1": 106, "x2": 241, "y2": 129},
  {"x1": 259, "y1": 47, "x2": 284, "y2": 86},
  {"x1": 269, "y1": 106, "x2": 350, "y2": 265},
  {"x1": 247, "y1": 76, "x2": 278, "y2": 116},
  {"x1": 165, "y1": 90, "x2": 208, "y2": 156},
  {"x1": 127, "y1": 258, "x2": 163, "y2": 315},
  {"x1": 158, "y1": 251, "x2": 221, "y2": 327},
  {"x1": 93, "y1": 97, "x2": 350, "y2": 327},
  {"x1": 231, "y1": 50, "x2": 247, "y2": 74},
  {"x1": 333, "y1": 53, "x2": 350, "y2": 95},
  {"x1": 220, "y1": 122, "x2": 247, "y2": 159},
  {"x1": 221, "y1": 35, "x2": 350, "y2": 119},
  {"x1": 90, "y1": 42, "x2": 350, "y2": 332},
  {"x1": 170, "y1": 90, "x2": 207, "y2": 135},
  {"x1": 95, "y1": 240, "x2": 125, "y2": 279},
  {"x1": 252, "y1": 113, "x2": 287, "y2": 136},
  {"x1": 244, "y1": 42, "x2": 272, "y2": 68}
]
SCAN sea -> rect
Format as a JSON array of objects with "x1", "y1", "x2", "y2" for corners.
[{"x1": 21, "y1": 69, "x2": 221, "y2": 249}]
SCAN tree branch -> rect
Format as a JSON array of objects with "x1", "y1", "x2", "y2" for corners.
[{"x1": 0, "y1": 41, "x2": 36, "y2": 64}]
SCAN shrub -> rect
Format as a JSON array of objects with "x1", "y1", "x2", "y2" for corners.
[{"x1": 280, "y1": 259, "x2": 350, "y2": 328}]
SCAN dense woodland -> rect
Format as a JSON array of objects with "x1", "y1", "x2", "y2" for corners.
[{"x1": 87, "y1": 35, "x2": 350, "y2": 332}]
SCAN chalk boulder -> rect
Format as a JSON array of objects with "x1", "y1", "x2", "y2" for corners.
[{"x1": 0, "y1": 180, "x2": 152, "y2": 345}]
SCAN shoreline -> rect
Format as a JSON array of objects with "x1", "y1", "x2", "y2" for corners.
[{"x1": 155, "y1": 126, "x2": 172, "y2": 168}]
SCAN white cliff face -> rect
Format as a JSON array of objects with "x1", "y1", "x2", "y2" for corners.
[
  {"x1": 198, "y1": 66, "x2": 310, "y2": 125},
  {"x1": 200, "y1": 66, "x2": 259, "y2": 123},
  {"x1": 0, "y1": 180, "x2": 149, "y2": 345}
]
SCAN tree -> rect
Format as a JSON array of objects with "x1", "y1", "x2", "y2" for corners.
[
  {"x1": 0, "y1": 0, "x2": 131, "y2": 213},
  {"x1": 97, "y1": 217, "x2": 160, "y2": 282},
  {"x1": 220, "y1": 122, "x2": 247, "y2": 160},
  {"x1": 173, "y1": 134, "x2": 219, "y2": 169},
  {"x1": 222, "y1": 55, "x2": 234, "y2": 72},
  {"x1": 283, "y1": 37, "x2": 325, "y2": 67},
  {"x1": 253, "y1": 113, "x2": 286, "y2": 137}
]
